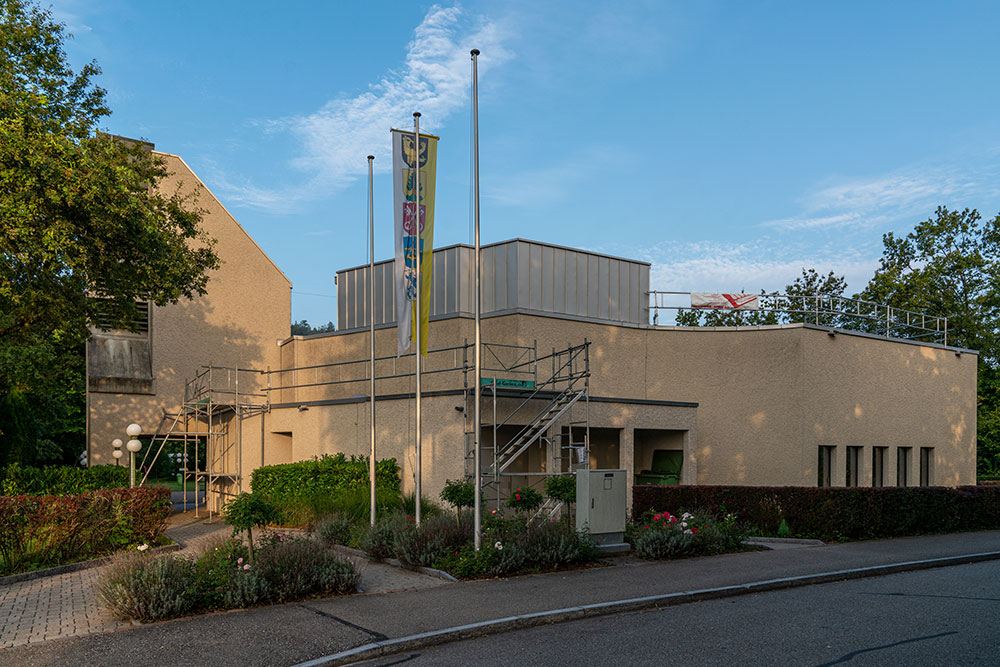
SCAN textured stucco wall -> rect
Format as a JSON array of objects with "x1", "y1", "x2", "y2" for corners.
[
  {"x1": 268, "y1": 313, "x2": 976, "y2": 494},
  {"x1": 87, "y1": 152, "x2": 291, "y2": 465}
]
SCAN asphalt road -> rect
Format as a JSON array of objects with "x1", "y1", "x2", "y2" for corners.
[{"x1": 359, "y1": 560, "x2": 1000, "y2": 666}]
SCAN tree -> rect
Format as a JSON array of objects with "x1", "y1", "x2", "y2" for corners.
[
  {"x1": 857, "y1": 207, "x2": 1000, "y2": 476},
  {"x1": 674, "y1": 269, "x2": 846, "y2": 328},
  {"x1": 290, "y1": 320, "x2": 337, "y2": 336},
  {"x1": 0, "y1": 0, "x2": 220, "y2": 465}
]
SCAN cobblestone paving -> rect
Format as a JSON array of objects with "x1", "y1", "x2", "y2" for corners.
[{"x1": 0, "y1": 512, "x2": 448, "y2": 649}]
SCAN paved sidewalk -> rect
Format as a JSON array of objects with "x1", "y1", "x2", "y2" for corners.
[
  {"x1": 4, "y1": 529, "x2": 999, "y2": 666},
  {"x1": 0, "y1": 513, "x2": 446, "y2": 651}
]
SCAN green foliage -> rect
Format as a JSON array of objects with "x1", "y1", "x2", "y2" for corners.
[
  {"x1": 633, "y1": 484, "x2": 1000, "y2": 541},
  {"x1": 98, "y1": 553, "x2": 198, "y2": 622},
  {"x1": 1, "y1": 462, "x2": 127, "y2": 495},
  {"x1": 627, "y1": 509, "x2": 747, "y2": 560},
  {"x1": 223, "y1": 493, "x2": 282, "y2": 534},
  {"x1": 543, "y1": 475, "x2": 576, "y2": 504},
  {"x1": 440, "y1": 479, "x2": 475, "y2": 509},
  {"x1": 361, "y1": 517, "x2": 403, "y2": 560},
  {"x1": 0, "y1": 0, "x2": 220, "y2": 469},
  {"x1": 274, "y1": 485, "x2": 401, "y2": 529},
  {"x1": 506, "y1": 487, "x2": 543, "y2": 514},
  {"x1": 392, "y1": 513, "x2": 470, "y2": 568},
  {"x1": 290, "y1": 320, "x2": 336, "y2": 335},
  {"x1": 433, "y1": 515, "x2": 597, "y2": 579},
  {"x1": 0, "y1": 487, "x2": 171, "y2": 575},
  {"x1": 440, "y1": 479, "x2": 474, "y2": 528},
  {"x1": 250, "y1": 454, "x2": 400, "y2": 503},
  {"x1": 399, "y1": 492, "x2": 443, "y2": 518},
  {"x1": 315, "y1": 512, "x2": 355, "y2": 546},
  {"x1": 99, "y1": 534, "x2": 358, "y2": 621}
]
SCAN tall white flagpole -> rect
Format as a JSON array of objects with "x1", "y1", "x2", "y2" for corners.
[
  {"x1": 368, "y1": 154, "x2": 377, "y2": 527},
  {"x1": 470, "y1": 48, "x2": 482, "y2": 551},
  {"x1": 413, "y1": 111, "x2": 422, "y2": 527}
]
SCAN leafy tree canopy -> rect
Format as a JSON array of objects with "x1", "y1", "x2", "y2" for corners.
[
  {"x1": 290, "y1": 320, "x2": 336, "y2": 335},
  {"x1": 0, "y1": 0, "x2": 220, "y2": 466}
]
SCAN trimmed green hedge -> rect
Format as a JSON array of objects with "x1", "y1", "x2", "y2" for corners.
[
  {"x1": 250, "y1": 454, "x2": 400, "y2": 502},
  {"x1": 633, "y1": 485, "x2": 1000, "y2": 541},
  {"x1": 1, "y1": 463, "x2": 129, "y2": 496}
]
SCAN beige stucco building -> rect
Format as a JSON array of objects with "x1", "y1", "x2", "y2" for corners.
[{"x1": 86, "y1": 155, "x2": 978, "y2": 510}]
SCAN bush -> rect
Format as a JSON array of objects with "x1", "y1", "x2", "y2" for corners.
[
  {"x1": 99, "y1": 535, "x2": 359, "y2": 621},
  {"x1": 1, "y1": 462, "x2": 128, "y2": 496},
  {"x1": 626, "y1": 509, "x2": 744, "y2": 560},
  {"x1": 191, "y1": 537, "x2": 249, "y2": 609},
  {"x1": 440, "y1": 479, "x2": 475, "y2": 527},
  {"x1": 276, "y1": 486, "x2": 401, "y2": 529},
  {"x1": 223, "y1": 493, "x2": 282, "y2": 562},
  {"x1": 99, "y1": 554, "x2": 197, "y2": 622},
  {"x1": 254, "y1": 535, "x2": 359, "y2": 602},
  {"x1": 506, "y1": 487, "x2": 543, "y2": 514},
  {"x1": 632, "y1": 485, "x2": 1000, "y2": 541},
  {"x1": 392, "y1": 514, "x2": 470, "y2": 568},
  {"x1": 361, "y1": 517, "x2": 402, "y2": 560},
  {"x1": 316, "y1": 512, "x2": 355, "y2": 546},
  {"x1": 251, "y1": 454, "x2": 400, "y2": 502},
  {"x1": 0, "y1": 487, "x2": 171, "y2": 575}
]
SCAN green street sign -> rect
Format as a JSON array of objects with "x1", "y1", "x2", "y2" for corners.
[{"x1": 481, "y1": 377, "x2": 535, "y2": 389}]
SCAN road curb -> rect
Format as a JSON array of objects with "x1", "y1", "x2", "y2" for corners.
[{"x1": 293, "y1": 549, "x2": 1000, "y2": 666}]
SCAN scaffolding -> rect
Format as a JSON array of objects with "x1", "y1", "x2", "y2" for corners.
[
  {"x1": 464, "y1": 340, "x2": 591, "y2": 513},
  {"x1": 138, "y1": 340, "x2": 591, "y2": 517},
  {"x1": 138, "y1": 364, "x2": 268, "y2": 518}
]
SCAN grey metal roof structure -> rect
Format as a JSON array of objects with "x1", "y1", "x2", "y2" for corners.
[{"x1": 336, "y1": 238, "x2": 651, "y2": 332}]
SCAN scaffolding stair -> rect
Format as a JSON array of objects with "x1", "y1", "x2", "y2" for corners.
[
  {"x1": 531, "y1": 496, "x2": 565, "y2": 525},
  {"x1": 491, "y1": 387, "x2": 585, "y2": 476}
]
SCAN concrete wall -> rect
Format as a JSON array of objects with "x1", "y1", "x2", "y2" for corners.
[{"x1": 87, "y1": 151, "x2": 291, "y2": 464}]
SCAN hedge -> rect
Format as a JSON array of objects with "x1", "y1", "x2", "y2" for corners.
[
  {"x1": 1, "y1": 463, "x2": 129, "y2": 496},
  {"x1": 250, "y1": 454, "x2": 400, "y2": 502},
  {"x1": 633, "y1": 485, "x2": 1000, "y2": 542},
  {"x1": 0, "y1": 487, "x2": 172, "y2": 575}
]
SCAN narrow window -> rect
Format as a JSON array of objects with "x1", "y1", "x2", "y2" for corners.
[
  {"x1": 897, "y1": 447, "x2": 911, "y2": 487},
  {"x1": 818, "y1": 446, "x2": 834, "y2": 487},
  {"x1": 872, "y1": 447, "x2": 887, "y2": 487},
  {"x1": 845, "y1": 446, "x2": 861, "y2": 487},
  {"x1": 920, "y1": 447, "x2": 934, "y2": 486}
]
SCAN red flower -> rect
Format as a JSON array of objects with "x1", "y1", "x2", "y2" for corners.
[{"x1": 691, "y1": 527, "x2": 699, "y2": 534}]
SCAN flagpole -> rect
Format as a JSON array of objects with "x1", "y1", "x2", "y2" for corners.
[
  {"x1": 368, "y1": 154, "x2": 377, "y2": 528},
  {"x1": 413, "y1": 111, "x2": 422, "y2": 527},
  {"x1": 470, "y1": 48, "x2": 482, "y2": 551}
]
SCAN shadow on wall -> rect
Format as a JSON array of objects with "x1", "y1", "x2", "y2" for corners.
[{"x1": 90, "y1": 297, "x2": 270, "y2": 464}]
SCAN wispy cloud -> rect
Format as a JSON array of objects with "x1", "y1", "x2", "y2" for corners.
[
  {"x1": 216, "y1": 5, "x2": 511, "y2": 213},
  {"x1": 763, "y1": 161, "x2": 994, "y2": 231}
]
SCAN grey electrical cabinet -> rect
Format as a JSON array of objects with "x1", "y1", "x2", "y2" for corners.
[{"x1": 576, "y1": 469, "x2": 627, "y2": 548}]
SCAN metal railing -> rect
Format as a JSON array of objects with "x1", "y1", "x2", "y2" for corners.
[{"x1": 649, "y1": 291, "x2": 948, "y2": 345}]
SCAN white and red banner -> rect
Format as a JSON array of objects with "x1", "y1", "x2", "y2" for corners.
[{"x1": 690, "y1": 293, "x2": 759, "y2": 310}]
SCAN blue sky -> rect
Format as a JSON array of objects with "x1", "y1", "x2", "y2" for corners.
[{"x1": 51, "y1": 1, "x2": 1000, "y2": 326}]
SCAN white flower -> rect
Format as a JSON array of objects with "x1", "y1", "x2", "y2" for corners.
[
  {"x1": 680, "y1": 522, "x2": 687, "y2": 528},
  {"x1": 682, "y1": 512, "x2": 693, "y2": 520},
  {"x1": 137, "y1": 544, "x2": 149, "y2": 552},
  {"x1": 683, "y1": 529, "x2": 692, "y2": 535},
  {"x1": 494, "y1": 541, "x2": 503, "y2": 551}
]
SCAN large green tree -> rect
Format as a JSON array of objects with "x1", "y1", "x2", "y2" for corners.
[
  {"x1": 857, "y1": 207, "x2": 1000, "y2": 476},
  {"x1": 0, "y1": 0, "x2": 220, "y2": 466}
]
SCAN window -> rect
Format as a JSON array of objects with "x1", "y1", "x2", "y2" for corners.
[
  {"x1": 897, "y1": 447, "x2": 911, "y2": 487},
  {"x1": 818, "y1": 446, "x2": 834, "y2": 487},
  {"x1": 920, "y1": 447, "x2": 934, "y2": 486},
  {"x1": 845, "y1": 446, "x2": 861, "y2": 487},
  {"x1": 872, "y1": 447, "x2": 887, "y2": 487}
]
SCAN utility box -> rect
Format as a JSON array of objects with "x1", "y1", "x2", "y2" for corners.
[{"x1": 576, "y1": 469, "x2": 628, "y2": 551}]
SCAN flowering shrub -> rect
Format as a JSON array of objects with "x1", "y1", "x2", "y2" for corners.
[
  {"x1": 627, "y1": 509, "x2": 747, "y2": 560},
  {"x1": 506, "y1": 487, "x2": 543, "y2": 514},
  {"x1": 0, "y1": 487, "x2": 171, "y2": 575},
  {"x1": 99, "y1": 533, "x2": 359, "y2": 622}
]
